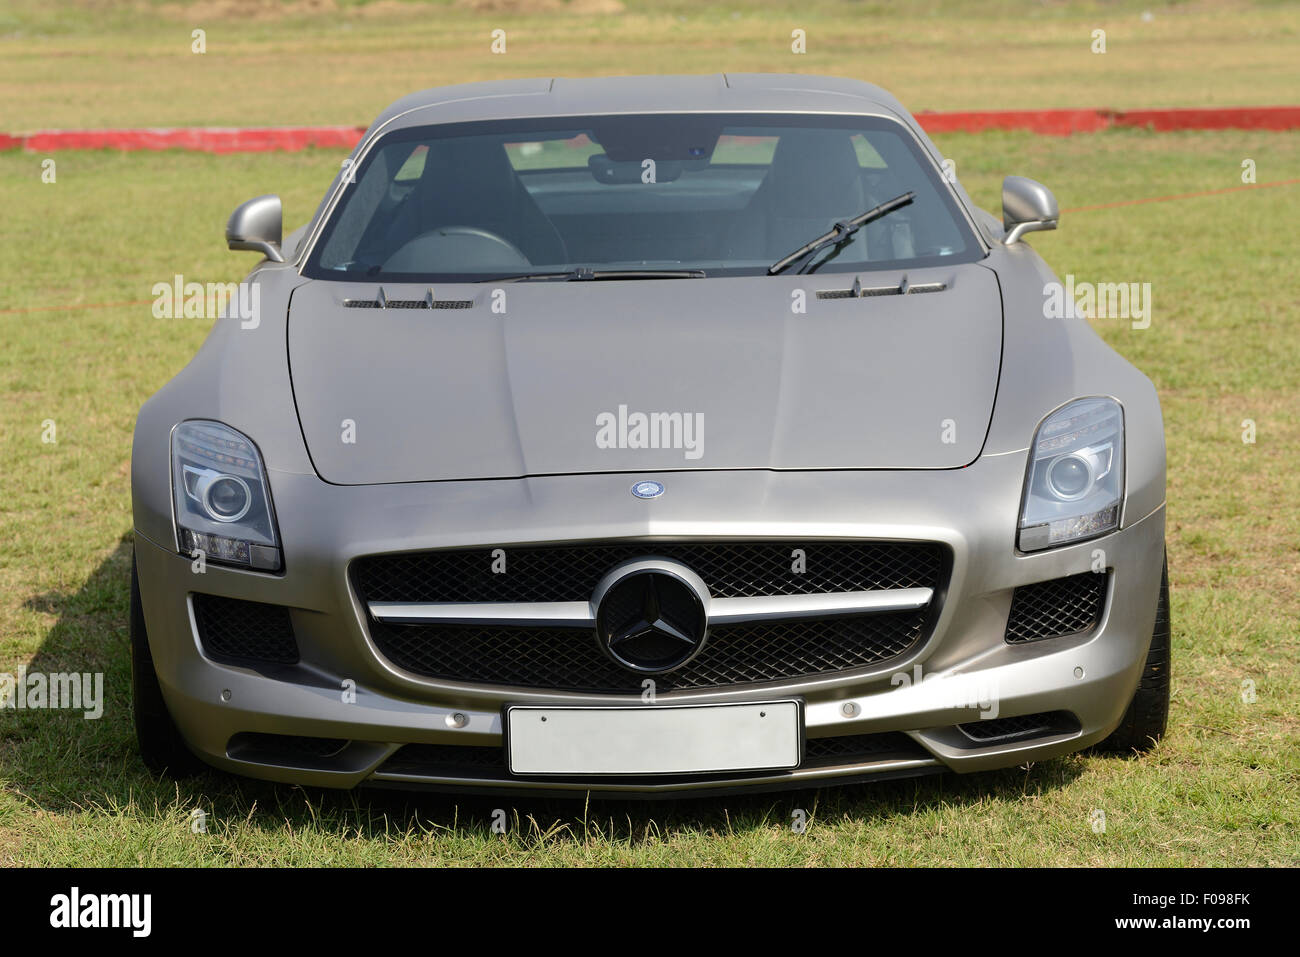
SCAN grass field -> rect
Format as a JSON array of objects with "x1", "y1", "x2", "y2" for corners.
[
  {"x1": 3, "y1": 0, "x2": 1300, "y2": 129},
  {"x1": 1, "y1": 1, "x2": 1298, "y2": 866}
]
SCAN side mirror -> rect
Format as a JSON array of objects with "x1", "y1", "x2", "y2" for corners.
[
  {"x1": 226, "y1": 194, "x2": 285, "y2": 262},
  {"x1": 1001, "y1": 176, "x2": 1058, "y2": 245}
]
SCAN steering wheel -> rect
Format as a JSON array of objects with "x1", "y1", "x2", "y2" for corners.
[{"x1": 382, "y1": 225, "x2": 532, "y2": 272}]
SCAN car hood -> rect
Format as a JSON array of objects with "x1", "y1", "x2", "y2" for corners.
[{"x1": 287, "y1": 267, "x2": 1002, "y2": 484}]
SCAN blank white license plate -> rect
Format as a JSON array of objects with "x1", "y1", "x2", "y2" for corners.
[{"x1": 506, "y1": 701, "x2": 801, "y2": 776}]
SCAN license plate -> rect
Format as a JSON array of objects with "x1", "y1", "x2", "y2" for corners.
[{"x1": 506, "y1": 701, "x2": 801, "y2": 775}]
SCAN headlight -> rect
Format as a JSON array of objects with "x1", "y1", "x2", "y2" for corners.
[
  {"x1": 171, "y1": 420, "x2": 281, "y2": 570},
  {"x1": 1018, "y1": 397, "x2": 1123, "y2": 551}
]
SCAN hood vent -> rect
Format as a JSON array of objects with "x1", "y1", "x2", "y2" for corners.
[
  {"x1": 343, "y1": 287, "x2": 473, "y2": 310},
  {"x1": 817, "y1": 275, "x2": 947, "y2": 300}
]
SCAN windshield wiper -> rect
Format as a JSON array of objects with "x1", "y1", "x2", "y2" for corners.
[
  {"x1": 768, "y1": 191, "x2": 916, "y2": 276},
  {"x1": 485, "y1": 267, "x2": 707, "y2": 282}
]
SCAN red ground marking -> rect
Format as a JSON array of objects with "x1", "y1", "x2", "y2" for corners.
[
  {"x1": 3, "y1": 107, "x2": 1298, "y2": 153},
  {"x1": 1113, "y1": 106, "x2": 1300, "y2": 132},
  {"x1": 916, "y1": 106, "x2": 1300, "y2": 135},
  {"x1": 915, "y1": 109, "x2": 1109, "y2": 135},
  {"x1": 13, "y1": 126, "x2": 366, "y2": 153}
]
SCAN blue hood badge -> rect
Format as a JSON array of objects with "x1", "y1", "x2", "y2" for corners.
[{"x1": 631, "y1": 480, "x2": 665, "y2": 499}]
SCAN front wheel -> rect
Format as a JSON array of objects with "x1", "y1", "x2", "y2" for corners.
[{"x1": 1095, "y1": 550, "x2": 1171, "y2": 754}]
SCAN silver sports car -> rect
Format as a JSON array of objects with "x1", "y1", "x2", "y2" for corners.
[{"x1": 131, "y1": 74, "x2": 1169, "y2": 797}]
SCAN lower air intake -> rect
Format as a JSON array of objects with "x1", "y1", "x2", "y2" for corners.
[
  {"x1": 227, "y1": 732, "x2": 349, "y2": 760},
  {"x1": 1005, "y1": 572, "x2": 1107, "y2": 644},
  {"x1": 379, "y1": 731, "x2": 929, "y2": 778},
  {"x1": 957, "y1": 711, "x2": 1079, "y2": 743},
  {"x1": 193, "y1": 594, "x2": 298, "y2": 665}
]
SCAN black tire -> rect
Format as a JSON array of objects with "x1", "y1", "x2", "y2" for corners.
[
  {"x1": 131, "y1": 548, "x2": 204, "y2": 777},
  {"x1": 1095, "y1": 550, "x2": 1170, "y2": 754}
]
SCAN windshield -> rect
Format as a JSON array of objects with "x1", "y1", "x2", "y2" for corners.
[{"x1": 304, "y1": 113, "x2": 983, "y2": 282}]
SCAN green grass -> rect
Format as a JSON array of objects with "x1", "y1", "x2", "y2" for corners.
[
  {"x1": 1, "y1": 0, "x2": 1299, "y2": 867},
  {"x1": 3, "y1": 0, "x2": 1300, "y2": 129}
]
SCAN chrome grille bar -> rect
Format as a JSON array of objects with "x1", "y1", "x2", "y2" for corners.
[{"x1": 368, "y1": 587, "x2": 932, "y2": 627}]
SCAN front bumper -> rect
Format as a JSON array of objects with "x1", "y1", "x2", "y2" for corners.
[{"x1": 133, "y1": 452, "x2": 1166, "y2": 797}]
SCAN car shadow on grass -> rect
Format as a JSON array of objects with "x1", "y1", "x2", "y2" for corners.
[{"x1": 8, "y1": 534, "x2": 1089, "y2": 858}]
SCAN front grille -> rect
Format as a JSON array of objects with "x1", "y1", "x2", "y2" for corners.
[
  {"x1": 193, "y1": 594, "x2": 298, "y2": 664},
  {"x1": 957, "y1": 711, "x2": 1079, "y2": 743},
  {"x1": 356, "y1": 540, "x2": 944, "y2": 692},
  {"x1": 369, "y1": 610, "x2": 927, "y2": 692},
  {"x1": 1004, "y1": 572, "x2": 1107, "y2": 644},
  {"x1": 353, "y1": 540, "x2": 943, "y2": 604}
]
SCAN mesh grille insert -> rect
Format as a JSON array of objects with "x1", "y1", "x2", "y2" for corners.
[
  {"x1": 193, "y1": 594, "x2": 298, "y2": 664},
  {"x1": 804, "y1": 732, "x2": 927, "y2": 763},
  {"x1": 382, "y1": 744, "x2": 506, "y2": 776},
  {"x1": 369, "y1": 611, "x2": 927, "y2": 693},
  {"x1": 1005, "y1": 572, "x2": 1107, "y2": 644},
  {"x1": 353, "y1": 540, "x2": 944, "y2": 604}
]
